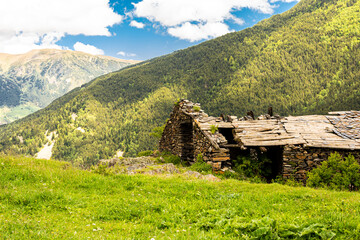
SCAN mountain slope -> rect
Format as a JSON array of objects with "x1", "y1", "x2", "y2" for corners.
[
  {"x1": 0, "y1": 49, "x2": 139, "y2": 124},
  {"x1": 0, "y1": 0, "x2": 359, "y2": 165}
]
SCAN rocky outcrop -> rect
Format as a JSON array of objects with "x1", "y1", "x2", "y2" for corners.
[{"x1": 97, "y1": 156, "x2": 221, "y2": 181}]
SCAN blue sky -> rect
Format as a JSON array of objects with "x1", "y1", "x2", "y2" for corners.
[{"x1": 0, "y1": 0, "x2": 299, "y2": 61}]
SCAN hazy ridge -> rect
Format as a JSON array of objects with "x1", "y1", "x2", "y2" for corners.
[{"x1": 0, "y1": 49, "x2": 139, "y2": 124}]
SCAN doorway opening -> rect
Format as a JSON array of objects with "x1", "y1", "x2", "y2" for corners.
[
  {"x1": 228, "y1": 146, "x2": 283, "y2": 182},
  {"x1": 218, "y1": 128, "x2": 237, "y2": 144},
  {"x1": 266, "y1": 146, "x2": 284, "y2": 180},
  {"x1": 180, "y1": 122, "x2": 194, "y2": 162},
  {"x1": 257, "y1": 146, "x2": 284, "y2": 182}
]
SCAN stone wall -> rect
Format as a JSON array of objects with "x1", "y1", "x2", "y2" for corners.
[
  {"x1": 161, "y1": 102, "x2": 360, "y2": 179},
  {"x1": 193, "y1": 124, "x2": 230, "y2": 170},
  {"x1": 192, "y1": 123, "x2": 214, "y2": 163},
  {"x1": 283, "y1": 145, "x2": 360, "y2": 183},
  {"x1": 159, "y1": 102, "x2": 194, "y2": 161},
  {"x1": 159, "y1": 100, "x2": 230, "y2": 170}
]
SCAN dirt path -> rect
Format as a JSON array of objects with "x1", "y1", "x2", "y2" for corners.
[
  {"x1": 36, "y1": 142, "x2": 55, "y2": 160},
  {"x1": 36, "y1": 131, "x2": 57, "y2": 160}
]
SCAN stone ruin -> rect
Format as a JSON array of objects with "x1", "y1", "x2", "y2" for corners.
[{"x1": 159, "y1": 100, "x2": 360, "y2": 182}]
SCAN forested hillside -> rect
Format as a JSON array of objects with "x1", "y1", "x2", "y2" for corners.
[{"x1": 0, "y1": 0, "x2": 359, "y2": 166}]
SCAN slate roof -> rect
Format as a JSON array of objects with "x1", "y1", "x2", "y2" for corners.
[
  {"x1": 181, "y1": 100, "x2": 360, "y2": 150},
  {"x1": 327, "y1": 111, "x2": 360, "y2": 140}
]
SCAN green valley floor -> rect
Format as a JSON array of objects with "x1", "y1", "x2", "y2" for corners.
[{"x1": 0, "y1": 155, "x2": 359, "y2": 239}]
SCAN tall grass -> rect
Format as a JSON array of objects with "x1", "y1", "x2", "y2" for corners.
[{"x1": 1, "y1": 155, "x2": 360, "y2": 239}]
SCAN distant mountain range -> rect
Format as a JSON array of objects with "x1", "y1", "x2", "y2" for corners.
[
  {"x1": 0, "y1": 49, "x2": 139, "y2": 124},
  {"x1": 0, "y1": 0, "x2": 359, "y2": 165}
]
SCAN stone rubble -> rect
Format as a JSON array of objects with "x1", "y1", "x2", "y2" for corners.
[{"x1": 98, "y1": 156, "x2": 221, "y2": 181}]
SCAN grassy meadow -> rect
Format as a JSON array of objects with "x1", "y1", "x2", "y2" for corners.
[
  {"x1": 1, "y1": 155, "x2": 360, "y2": 239},
  {"x1": 0, "y1": 104, "x2": 41, "y2": 125}
]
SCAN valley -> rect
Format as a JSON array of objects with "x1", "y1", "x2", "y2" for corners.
[{"x1": 0, "y1": 49, "x2": 140, "y2": 124}]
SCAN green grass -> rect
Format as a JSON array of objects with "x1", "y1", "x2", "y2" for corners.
[
  {"x1": 1, "y1": 155, "x2": 360, "y2": 239},
  {"x1": 0, "y1": 104, "x2": 40, "y2": 124}
]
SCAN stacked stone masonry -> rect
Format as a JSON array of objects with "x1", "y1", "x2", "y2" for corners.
[
  {"x1": 160, "y1": 100, "x2": 360, "y2": 182},
  {"x1": 283, "y1": 145, "x2": 360, "y2": 183}
]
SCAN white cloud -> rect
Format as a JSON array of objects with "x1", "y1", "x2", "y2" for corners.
[
  {"x1": 74, "y1": 42, "x2": 104, "y2": 55},
  {"x1": 271, "y1": 0, "x2": 300, "y2": 2},
  {"x1": 130, "y1": 20, "x2": 146, "y2": 29},
  {"x1": 133, "y1": 0, "x2": 270, "y2": 27},
  {"x1": 132, "y1": 0, "x2": 299, "y2": 41},
  {"x1": 0, "y1": 0, "x2": 122, "y2": 54},
  {"x1": 230, "y1": 16, "x2": 245, "y2": 25},
  {"x1": 117, "y1": 51, "x2": 136, "y2": 58},
  {"x1": 117, "y1": 51, "x2": 126, "y2": 57},
  {"x1": 0, "y1": 32, "x2": 64, "y2": 54},
  {"x1": 168, "y1": 22, "x2": 232, "y2": 42}
]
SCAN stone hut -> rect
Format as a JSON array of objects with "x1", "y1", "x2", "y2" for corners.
[{"x1": 159, "y1": 100, "x2": 360, "y2": 182}]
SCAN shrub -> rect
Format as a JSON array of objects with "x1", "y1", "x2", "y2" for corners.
[
  {"x1": 307, "y1": 152, "x2": 360, "y2": 191},
  {"x1": 273, "y1": 176, "x2": 303, "y2": 187},
  {"x1": 174, "y1": 99, "x2": 180, "y2": 106},
  {"x1": 91, "y1": 162, "x2": 112, "y2": 176},
  {"x1": 157, "y1": 152, "x2": 182, "y2": 165},
  {"x1": 190, "y1": 154, "x2": 212, "y2": 174},
  {"x1": 221, "y1": 170, "x2": 243, "y2": 180},
  {"x1": 149, "y1": 121, "x2": 167, "y2": 139},
  {"x1": 193, "y1": 105, "x2": 201, "y2": 112},
  {"x1": 163, "y1": 154, "x2": 182, "y2": 165},
  {"x1": 137, "y1": 150, "x2": 153, "y2": 157},
  {"x1": 210, "y1": 125, "x2": 218, "y2": 134},
  {"x1": 233, "y1": 154, "x2": 271, "y2": 181}
]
